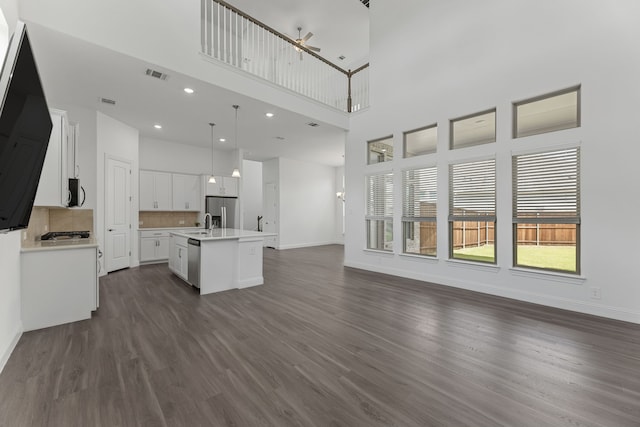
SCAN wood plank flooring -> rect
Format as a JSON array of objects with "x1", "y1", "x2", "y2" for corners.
[{"x1": 1, "y1": 244, "x2": 640, "y2": 426}]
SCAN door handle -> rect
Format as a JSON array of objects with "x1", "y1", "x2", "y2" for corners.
[{"x1": 108, "y1": 228, "x2": 115, "y2": 232}]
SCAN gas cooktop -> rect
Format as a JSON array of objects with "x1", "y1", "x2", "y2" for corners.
[{"x1": 40, "y1": 230, "x2": 90, "y2": 240}]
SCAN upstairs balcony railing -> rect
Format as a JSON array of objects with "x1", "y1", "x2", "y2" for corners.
[{"x1": 200, "y1": 0, "x2": 369, "y2": 113}]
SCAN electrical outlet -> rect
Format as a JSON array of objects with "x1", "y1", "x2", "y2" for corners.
[
  {"x1": 589, "y1": 287, "x2": 602, "y2": 300},
  {"x1": 179, "y1": 220, "x2": 185, "y2": 225},
  {"x1": 44, "y1": 224, "x2": 48, "y2": 232}
]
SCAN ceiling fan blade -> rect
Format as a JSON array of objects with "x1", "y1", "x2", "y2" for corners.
[
  {"x1": 302, "y1": 32, "x2": 313, "y2": 42},
  {"x1": 306, "y1": 45, "x2": 321, "y2": 52}
]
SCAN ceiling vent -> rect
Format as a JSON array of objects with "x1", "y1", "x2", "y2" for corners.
[
  {"x1": 100, "y1": 97, "x2": 116, "y2": 105},
  {"x1": 145, "y1": 68, "x2": 169, "y2": 81},
  {"x1": 359, "y1": 0, "x2": 370, "y2": 8},
  {"x1": 307, "y1": 122, "x2": 319, "y2": 127}
]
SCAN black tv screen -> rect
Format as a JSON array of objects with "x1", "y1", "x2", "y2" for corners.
[{"x1": 0, "y1": 21, "x2": 52, "y2": 232}]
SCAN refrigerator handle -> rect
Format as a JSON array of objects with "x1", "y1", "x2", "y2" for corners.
[{"x1": 222, "y1": 206, "x2": 226, "y2": 228}]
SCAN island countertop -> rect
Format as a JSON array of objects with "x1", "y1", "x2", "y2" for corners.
[{"x1": 170, "y1": 228, "x2": 276, "y2": 241}]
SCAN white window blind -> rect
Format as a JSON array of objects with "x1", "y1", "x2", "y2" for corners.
[
  {"x1": 449, "y1": 159, "x2": 496, "y2": 221},
  {"x1": 366, "y1": 173, "x2": 393, "y2": 219},
  {"x1": 403, "y1": 167, "x2": 437, "y2": 220},
  {"x1": 513, "y1": 148, "x2": 580, "y2": 223}
]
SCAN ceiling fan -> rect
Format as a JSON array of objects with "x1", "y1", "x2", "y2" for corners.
[{"x1": 294, "y1": 27, "x2": 321, "y2": 60}]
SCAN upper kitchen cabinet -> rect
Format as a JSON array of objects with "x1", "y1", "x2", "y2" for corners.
[
  {"x1": 140, "y1": 170, "x2": 172, "y2": 210},
  {"x1": 205, "y1": 176, "x2": 238, "y2": 197},
  {"x1": 67, "y1": 122, "x2": 80, "y2": 179},
  {"x1": 172, "y1": 173, "x2": 201, "y2": 211},
  {"x1": 34, "y1": 109, "x2": 69, "y2": 207}
]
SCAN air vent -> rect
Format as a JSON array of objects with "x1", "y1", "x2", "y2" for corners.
[
  {"x1": 274, "y1": 136, "x2": 285, "y2": 141},
  {"x1": 145, "y1": 68, "x2": 169, "y2": 81},
  {"x1": 100, "y1": 97, "x2": 116, "y2": 105},
  {"x1": 359, "y1": 0, "x2": 369, "y2": 8},
  {"x1": 307, "y1": 122, "x2": 319, "y2": 127},
  {"x1": 338, "y1": 55, "x2": 346, "y2": 61}
]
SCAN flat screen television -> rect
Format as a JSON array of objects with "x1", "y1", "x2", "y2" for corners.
[{"x1": 0, "y1": 21, "x2": 52, "y2": 232}]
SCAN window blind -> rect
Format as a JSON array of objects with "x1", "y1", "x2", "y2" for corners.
[
  {"x1": 366, "y1": 173, "x2": 393, "y2": 219},
  {"x1": 449, "y1": 159, "x2": 496, "y2": 221},
  {"x1": 513, "y1": 148, "x2": 580, "y2": 224},
  {"x1": 402, "y1": 167, "x2": 437, "y2": 220}
]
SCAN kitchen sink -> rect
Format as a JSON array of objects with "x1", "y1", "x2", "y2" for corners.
[{"x1": 185, "y1": 231, "x2": 212, "y2": 236}]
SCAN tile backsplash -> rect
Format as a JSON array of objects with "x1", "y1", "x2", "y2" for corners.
[
  {"x1": 139, "y1": 211, "x2": 200, "y2": 228},
  {"x1": 25, "y1": 207, "x2": 94, "y2": 241}
]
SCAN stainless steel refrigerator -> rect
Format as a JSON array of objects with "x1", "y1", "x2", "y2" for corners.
[{"x1": 205, "y1": 196, "x2": 238, "y2": 229}]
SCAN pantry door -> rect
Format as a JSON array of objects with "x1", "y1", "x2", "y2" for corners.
[{"x1": 105, "y1": 156, "x2": 131, "y2": 272}]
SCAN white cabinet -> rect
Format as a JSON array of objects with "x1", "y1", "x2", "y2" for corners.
[
  {"x1": 140, "y1": 230, "x2": 170, "y2": 262},
  {"x1": 140, "y1": 170, "x2": 172, "y2": 210},
  {"x1": 34, "y1": 109, "x2": 69, "y2": 207},
  {"x1": 67, "y1": 122, "x2": 80, "y2": 179},
  {"x1": 205, "y1": 175, "x2": 238, "y2": 197},
  {"x1": 169, "y1": 234, "x2": 188, "y2": 280},
  {"x1": 21, "y1": 245, "x2": 98, "y2": 331},
  {"x1": 172, "y1": 173, "x2": 201, "y2": 211}
]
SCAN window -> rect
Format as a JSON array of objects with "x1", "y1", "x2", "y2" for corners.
[
  {"x1": 402, "y1": 167, "x2": 437, "y2": 256},
  {"x1": 450, "y1": 109, "x2": 496, "y2": 149},
  {"x1": 367, "y1": 136, "x2": 393, "y2": 164},
  {"x1": 512, "y1": 148, "x2": 580, "y2": 273},
  {"x1": 449, "y1": 159, "x2": 496, "y2": 263},
  {"x1": 404, "y1": 125, "x2": 437, "y2": 157},
  {"x1": 514, "y1": 87, "x2": 580, "y2": 138},
  {"x1": 366, "y1": 173, "x2": 393, "y2": 251}
]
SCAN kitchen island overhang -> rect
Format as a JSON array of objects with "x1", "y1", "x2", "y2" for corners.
[{"x1": 169, "y1": 229, "x2": 277, "y2": 295}]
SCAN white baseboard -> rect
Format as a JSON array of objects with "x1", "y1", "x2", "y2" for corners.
[
  {"x1": 343, "y1": 260, "x2": 640, "y2": 324},
  {"x1": 0, "y1": 325, "x2": 22, "y2": 375}
]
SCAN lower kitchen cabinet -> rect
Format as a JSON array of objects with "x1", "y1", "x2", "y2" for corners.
[
  {"x1": 169, "y1": 234, "x2": 189, "y2": 280},
  {"x1": 140, "y1": 230, "x2": 170, "y2": 262},
  {"x1": 21, "y1": 244, "x2": 98, "y2": 331}
]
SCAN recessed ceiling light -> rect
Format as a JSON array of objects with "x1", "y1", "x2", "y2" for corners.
[
  {"x1": 274, "y1": 136, "x2": 285, "y2": 141},
  {"x1": 154, "y1": 124, "x2": 162, "y2": 129},
  {"x1": 184, "y1": 87, "x2": 194, "y2": 94},
  {"x1": 219, "y1": 138, "x2": 226, "y2": 142},
  {"x1": 265, "y1": 112, "x2": 274, "y2": 118}
]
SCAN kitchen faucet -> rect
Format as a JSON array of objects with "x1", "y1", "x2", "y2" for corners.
[{"x1": 203, "y1": 213, "x2": 213, "y2": 231}]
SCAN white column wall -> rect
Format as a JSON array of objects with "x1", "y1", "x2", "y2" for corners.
[{"x1": 345, "y1": 0, "x2": 640, "y2": 323}]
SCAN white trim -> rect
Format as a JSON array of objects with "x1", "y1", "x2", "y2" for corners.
[
  {"x1": 343, "y1": 260, "x2": 640, "y2": 324},
  {"x1": 510, "y1": 267, "x2": 586, "y2": 285},
  {"x1": 399, "y1": 253, "x2": 439, "y2": 263},
  {"x1": 446, "y1": 258, "x2": 500, "y2": 273},
  {"x1": 277, "y1": 241, "x2": 337, "y2": 250},
  {"x1": 0, "y1": 325, "x2": 22, "y2": 374},
  {"x1": 363, "y1": 248, "x2": 394, "y2": 256}
]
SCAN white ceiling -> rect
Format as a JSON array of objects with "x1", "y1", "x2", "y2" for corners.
[{"x1": 24, "y1": 0, "x2": 369, "y2": 167}]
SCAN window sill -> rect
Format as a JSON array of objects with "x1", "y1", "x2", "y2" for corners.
[
  {"x1": 399, "y1": 253, "x2": 439, "y2": 263},
  {"x1": 363, "y1": 248, "x2": 394, "y2": 256},
  {"x1": 510, "y1": 267, "x2": 586, "y2": 285},
  {"x1": 446, "y1": 259, "x2": 500, "y2": 273}
]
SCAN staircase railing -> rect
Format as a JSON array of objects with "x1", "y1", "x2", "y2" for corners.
[{"x1": 200, "y1": 0, "x2": 369, "y2": 113}]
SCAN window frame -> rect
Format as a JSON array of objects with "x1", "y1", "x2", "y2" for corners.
[
  {"x1": 449, "y1": 158, "x2": 497, "y2": 264},
  {"x1": 365, "y1": 172, "x2": 394, "y2": 252},
  {"x1": 512, "y1": 147, "x2": 581, "y2": 274},
  {"x1": 513, "y1": 86, "x2": 581, "y2": 139},
  {"x1": 402, "y1": 166, "x2": 437, "y2": 257},
  {"x1": 403, "y1": 124, "x2": 438, "y2": 158},
  {"x1": 449, "y1": 108, "x2": 497, "y2": 150}
]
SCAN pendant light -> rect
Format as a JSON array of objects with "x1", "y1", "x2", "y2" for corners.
[
  {"x1": 208, "y1": 122, "x2": 216, "y2": 184},
  {"x1": 232, "y1": 104, "x2": 241, "y2": 178}
]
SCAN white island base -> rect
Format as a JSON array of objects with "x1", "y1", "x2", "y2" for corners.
[{"x1": 169, "y1": 229, "x2": 275, "y2": 295}]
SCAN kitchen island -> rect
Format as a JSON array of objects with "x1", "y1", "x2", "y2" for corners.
[{"x1": 168, "y1": 228, "x2": 276, "y2": 295}]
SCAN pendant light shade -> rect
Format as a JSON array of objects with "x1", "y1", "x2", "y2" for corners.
[
  {"x1": 232, "y1": 104, "x2": 241, "y2": 178},
  {"x1": 208, "y1": 123, "x2": 216, "y2": 184}
]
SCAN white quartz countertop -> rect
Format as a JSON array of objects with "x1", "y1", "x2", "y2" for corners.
[
  {"x1": 21, "y1": 238, "x2": 99, "y2": 252},
  {"x1": 170, "y1": 228, "x2": 276, "y2": 241}
]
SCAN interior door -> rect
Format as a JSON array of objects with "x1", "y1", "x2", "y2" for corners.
[{"x1": 106, "y1": 157, "x2": 131, "y2": 272}]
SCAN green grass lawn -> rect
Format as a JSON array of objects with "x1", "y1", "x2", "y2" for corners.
[{"x1": 453, "y1": 244, "x2": 576, "y2": 272}]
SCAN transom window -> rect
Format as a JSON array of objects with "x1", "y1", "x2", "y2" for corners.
[
  {"x1": 404, "y1": 125, "x2": 437, "y2": 157},
  {"x1": 450, "y1": 109, "x2": 496, "y2": 149},
  {"x1": 367, "y1": 136, "x2": 394, "y2": 165},
  {"x1": 514, "y1": 87, "x2": 580, "y2": 138}
]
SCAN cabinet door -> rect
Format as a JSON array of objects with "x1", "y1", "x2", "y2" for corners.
[
  {"x1": 222, "y1": 177, "x2": 239, "y2": 197},
  {"x1": 172, "y1": 174, "x2": 187, "y2": 210},
  {"x1": 67, "y1": 122, "x2": 79, "y2": 179},
  {"x1": 140, "y1": 238, "x2": 157, "y2": 262},
  {"x1": 154, "y1": 172, "x2": 172, "y2": 210},
  {"x1": 157, "y1": 237, "x2": 170, "y2": 260},
  {"x1": 178, "y1": 244, "x2": 189, "y2": 279},
  {"x1": 139, "y1": 171, "x2": 156, "y2": 210},
  {"x1": 168, "y1": 236, "x2": 177, "y2": 271},
  {"x1": 205, "y1": 175, "x2": 223, "y2": 196},
  {"x1": 34, "y1": 110, "x2": 69, "y2": 207},
  {"x1": 184, "y1": 175, "x2": 201, "y2": 211}
]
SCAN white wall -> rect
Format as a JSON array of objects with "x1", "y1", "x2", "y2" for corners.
[
  {"x1": 97, "y1": 112, "x2": 139, "y2": 272},
  {"x1": 139, "y1": 136, "x2": 236, "y2": 176},
  {"x1": 262, "y1": 158, "x2": 280, "y2": 247},
  {"x1": 278, "y1": 157, "x2": 337, "y2": 249},
  {"x1": 334, "y1": 166, "x2": 344, "y2": 245},
  {"x1": 0, "y1": 0, "x2": 22, "y2": 373},
  {"x1": 345, "y1": 0, "x2": 640, "y2": 323},
  {"x1": 242, "y1": 160, "x2": 262, "y2": 231}
]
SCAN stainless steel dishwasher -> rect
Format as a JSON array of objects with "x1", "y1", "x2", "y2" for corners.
[{"x1": 187, "y1": 238, "x2": 201, "y2": 288}]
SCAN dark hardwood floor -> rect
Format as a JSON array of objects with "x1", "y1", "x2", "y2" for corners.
[{"x1": 1, "y1": 244, "x2": 640, "y2": 426}]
